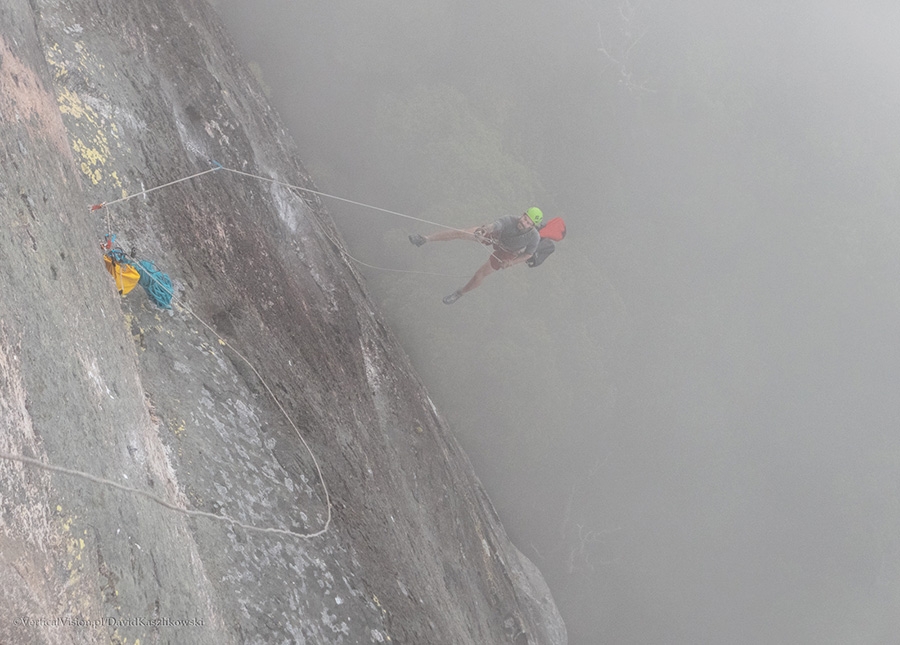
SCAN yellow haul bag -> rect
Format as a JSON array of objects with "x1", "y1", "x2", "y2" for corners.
[{"x1": 103, "y1": 255, "x2": 141, "y2": 295}]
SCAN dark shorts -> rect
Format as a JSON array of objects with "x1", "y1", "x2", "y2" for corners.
[{"x1": 489, "y1": 245, "x2": 518, "y2": 270}]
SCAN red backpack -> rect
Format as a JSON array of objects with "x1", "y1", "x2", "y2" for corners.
[
  {"x1": 527, "y1": 217, "x2": 566, "y2": 267},
  {"x1": 540, "y1": 217, "x2": 567, "y2": 241}
]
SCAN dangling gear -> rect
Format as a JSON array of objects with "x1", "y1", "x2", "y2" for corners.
[{"x1": 473, "y1": 227, "x2": 492, "y2": 245}]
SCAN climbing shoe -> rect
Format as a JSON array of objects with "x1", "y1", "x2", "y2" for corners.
[
  {"x1": 442, "y1": 290, "x2": 462, "y2": 305},
  {"x1": 409, "y1": 234, "x2": 427, "y2": 247}
]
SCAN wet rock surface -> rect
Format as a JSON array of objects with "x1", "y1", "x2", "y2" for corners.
[{"x1": 0, "y1": 1, "x2": 565, "y2": 643}]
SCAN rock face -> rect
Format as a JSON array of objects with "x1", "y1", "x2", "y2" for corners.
[{"x1": 0, "y1": 1, "x2": 566, "y2": 644}]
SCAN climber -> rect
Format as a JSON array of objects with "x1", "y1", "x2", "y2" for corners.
[{"x1": 409, "y1": 207, "x2": 543, "y2": 304}]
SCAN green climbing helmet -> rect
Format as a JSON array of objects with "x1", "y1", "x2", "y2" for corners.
[{"x1": 526, "y1": 207, "x2": 544, "y2": 226}]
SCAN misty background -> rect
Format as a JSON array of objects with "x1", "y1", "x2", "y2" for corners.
[{"x1": 210, "y1": 1, "x2": 900, "y2": 642}]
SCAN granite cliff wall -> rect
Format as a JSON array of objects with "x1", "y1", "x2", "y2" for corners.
[{"x1": 0, "y1": 1, "x2": 565, "y2": 644}]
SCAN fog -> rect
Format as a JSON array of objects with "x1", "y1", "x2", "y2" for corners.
[{"x1": 211, "y1": 1, "x2": 900, "y2": 642}]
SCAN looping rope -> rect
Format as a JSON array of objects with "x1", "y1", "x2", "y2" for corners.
[
  {"x1": 3, "y1": 245, "x2": 333, "y2": 538},
  {"x1": 2, "y1": 162, "x2": 345, "y2": 540},
  {"x1": 2, "y1": 160, "x2": 489, "y2": 540},
  {"x1": 113, "y1": 246, "x2": 333, "y2": 539},
  {"x1": 0, "y1": 451, "x2": 323, "y2": 539}
]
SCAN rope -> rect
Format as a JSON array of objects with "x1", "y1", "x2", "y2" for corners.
[
  {"x1": 4, "y1": 240, "x2": 333, "y2": 540},
  {"x1": 125, "y1": 251, "x2": 333, "y2": 539},
  {"x1": 296, "y1": 195, "x2": 472, "y2": 279},
  {"x1": 0, "y1": 161, "x2": 502, "y2": 539},
  {"x1": 92, "y1": 162, "x2": 475, "y2": 278},
  {"x1": 0, "y1": 451, "x2": 319, "y2": 539},
  {"x1": 91, "y1": 166, "x2": 222, "y2": 212},
  {"x1": 224, "y1": 166, "x2": 482, "y2": 277},
  {"x1": 176, "y1": 300, "x2": 332, "y2": 539},
  {"x1": 335, "y1": 253, "x2": 471, "y2": 278},
  {"x1": 74, "y1": 159, "x2": 496, "y2": 539},
  {"x1": 90, "y1": 161, "x2": 468, "y2": 234},
  {"x1": 0, "y1": 161, "x2": 528, "y2": 539},
  {"x1": 220, "y1": 166, "x2": 471, "y2": 234},
  {"x1": 136, "y1": 259, "x2": 174, "y2": 308}
]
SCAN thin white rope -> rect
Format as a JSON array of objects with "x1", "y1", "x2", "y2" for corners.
[
  {"x1": 91, "y1": 166, "x2": 222, "y2": 211},
  {"x1": 117, "y1": 247, "x2": 333, "y2": 539},
  {"x1": 92, "y1": 163, "x2": 476, "y2": 277},
  {"x1": 298, "y1": 198, "x2": 473, "y2": 278},
  {"x1": 0, "y1": 451, "x2": 318, "y2": 539},
  {"x1": 226, "y1": 166, "x2": 493, "y2": 276},
  {"x1": 340, "y1": 254, "x2": 471, "y2": 278},
  {"x1": 220, "y1": 166, "x2": 470, "y2": 234},
  {"x1": 3, "y1": 238, "x2": 333, "y2": 539},
  {"x1": 0, "y1": 162, "x2": 502, "y2": 539},
  {"x1": 175, "y1": 299, "x2": 331, "y2": 538}
]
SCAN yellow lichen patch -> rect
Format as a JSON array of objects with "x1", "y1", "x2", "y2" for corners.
[
  {"x1": 57, "y1": 90, "x2": 113, "y2": 184},
  {"x1": 123, "y1": 314, "x2": 146, "y2": 350},
  {"x1": 44, "y1": 43, "x2": 69, "y2": 81},
  {"x1": 65, "y1": 534, "x2": 85, "y2": 564},
  {"x1": 79, "y1": 161, "x2": 103, "y2": 185},
  {"x1": 72, "y1": 132, "x2": 108, "y2": 166},
  {"x1": 60, "y1": 512, "x2": 87, "y2": 584},
  {"x1": 57, "y1": 86, "x2": 99, "y2": 124},
  {"x1": 115, "y1": 635, "x2": 144, "y2": 645},
  {"x1": 110, "y1": 171, "x2": 126, "y2": 193},
  {"x1": 61, "y1": 538, "x2": 94, "y2": 623},
  {"x1": 55, "y1": 84, "x2": 125, "y2": 189}
]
